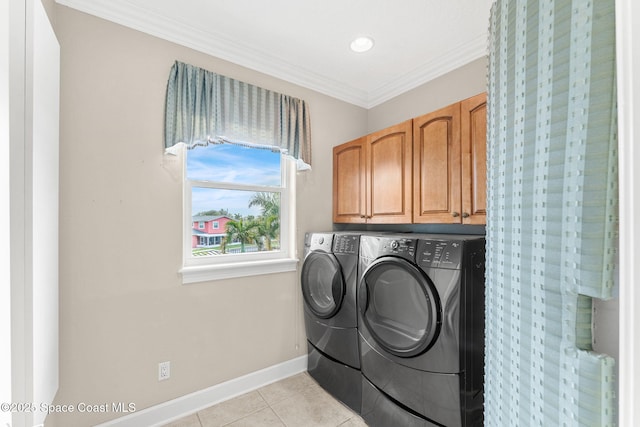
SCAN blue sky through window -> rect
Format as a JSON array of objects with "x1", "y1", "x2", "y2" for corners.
[{"x1": 188, "y1": 144, "x2": 281, "y2": 217}]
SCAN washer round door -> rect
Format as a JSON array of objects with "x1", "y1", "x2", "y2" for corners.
[
  {"x1": 359, "y1": 257, "x2": 441, "y2": 357},
  {"x1": 301, "y1": 251, "x2": 345, "y2": 319}
]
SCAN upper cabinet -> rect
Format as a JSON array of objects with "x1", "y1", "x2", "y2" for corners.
[
  {"x1": 333, "y1": 121, "x2": 412, "y2": 224},
  {"x1": 333, "y1": 136, "x2": 366, "y2": 223},
  {"x1": 413, "y1": 102, "x2": 462, "y2": 223},
  {"x1": 413, "y1": 92, "x2": 487, "y2": 224},
  {"x1": 367, "y1": 120, "x2": 413, "y2": 223},
  {"x1": 333, "y1": 93, "x2": 486, "y2": 225},
  {"x1": 460, "y1": 92, "x2": 487, "y2": 225}
]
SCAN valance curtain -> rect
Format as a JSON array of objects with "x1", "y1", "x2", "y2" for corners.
[
  {"x1": 485, "y1": 0, "x2": 617, "y2": 425},
  {"x1": 164, "y1": 61, "x2": 312, "y2": 170}
]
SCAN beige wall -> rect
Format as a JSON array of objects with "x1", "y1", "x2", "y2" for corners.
[
  {"x1": 367, "y1": 57, "x2": 487, "y2": 133},
  {"x1": 51, "y1": 5, "x2": 366, "y2": 426}
]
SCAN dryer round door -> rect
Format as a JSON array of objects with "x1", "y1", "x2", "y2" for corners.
[
  {"x1": 359, "y1": 257, "x2": 441, "y2": 357},
  {"x1": 301, "y1": 251, "x2": 345, "y2": 319}
]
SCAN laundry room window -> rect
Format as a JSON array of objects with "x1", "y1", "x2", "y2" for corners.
[
  {"x1": 163, "y1": 61, "x2": 311, "y2": 283},
  {"x1": 179, "y1": 142, "x2": 297, "y2": 283}
]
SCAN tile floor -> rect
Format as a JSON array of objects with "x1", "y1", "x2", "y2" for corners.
[{"x1": 161, "y1": 372, "x2": 368, "y2": 427}]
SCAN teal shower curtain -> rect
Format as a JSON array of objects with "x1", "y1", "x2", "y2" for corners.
[{"x1": 485, "y1": 0, "x2": 617, "y2": 425}]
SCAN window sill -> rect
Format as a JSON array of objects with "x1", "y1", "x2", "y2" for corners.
[{"x1": 180, "y1": 257, "x2": 299, "y2": 284}]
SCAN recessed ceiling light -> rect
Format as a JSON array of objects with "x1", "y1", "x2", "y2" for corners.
[{"x1": 350, "y1": 36, "x2": 374, "y2": 53}]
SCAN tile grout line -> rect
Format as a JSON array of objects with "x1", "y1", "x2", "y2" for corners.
[
  {"x1": 182, "y1": 372, "x2": 363, "y2": 427},
  {"x1": 257, "y1": 381, "x2": 294, "y2": 427}
]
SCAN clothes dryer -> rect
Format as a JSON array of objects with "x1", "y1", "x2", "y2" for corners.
[
  {"x1": 301, "y1": 232, "x2": 361, "y2": 413},
  {"x1": 358, "y1": 234, "x2": 485, "y2": 427}
]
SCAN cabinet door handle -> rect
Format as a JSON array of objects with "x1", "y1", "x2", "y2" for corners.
[
  {"x1": 452, "y1": 212, "x2": 460, "y2": 218},
  {"x1": 462, "y1": 212, "x2": 470, "y2": 218},
  {"x1": 360, "y1": 215, "x2": 367, "y2": 219}
]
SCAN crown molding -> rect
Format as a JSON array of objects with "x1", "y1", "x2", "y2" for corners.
[
  {"x1": 55, "y1": 0, "x2": 486, "y2": 109},
  {"x1": 366, "y1": 36, "x2": 488, "y2": 108}
]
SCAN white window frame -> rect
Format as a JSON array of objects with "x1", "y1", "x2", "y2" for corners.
[{"x1": 179, "y1": 147, "x2": 297, "y2": 284}]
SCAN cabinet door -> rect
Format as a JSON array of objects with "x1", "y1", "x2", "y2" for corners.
[
  {"x1": 413, "y1": 103, "x2": 461, "y2": 223},
  {"x1": 460, "y1": 93, "x2": 487, "y2": 224},
  {"x1": 366, "y1": 120, "x2": 413, "y2": 223},
  {"x1": 333, "y1": 137, "x2": 367, "y2": 223}
]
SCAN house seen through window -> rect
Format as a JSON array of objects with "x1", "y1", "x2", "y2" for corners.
[{"x1": 186, "y1": 143, "x2": 285, "y2": 258}]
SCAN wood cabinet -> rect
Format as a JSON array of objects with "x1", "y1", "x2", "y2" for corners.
[
  {"x1": 460, "y1": 92, "x2": 487, "y2": 224},
  {"x1": 332, "y1": 136, "x2": 366, "y2": 223},
  {"x1": 333, "y1": 120, "x2": 412, "y2": 223},
  {"x1": 413, "y1": 102, "x2": 462, "y2": 223},
  {"x1": 333, "y1": 93, "x2": 486, "y2": 225},
  {"x1": 413, "y1": 92, "x2": 487, "y2": 224}
]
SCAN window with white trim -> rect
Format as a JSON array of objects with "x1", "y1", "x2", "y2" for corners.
[
  {"x1": 163, "y1": 62, "x2": 310, "y2": 283},
  {"x1": 180, "y1": 142, "x2": 296, "y2": 283}
]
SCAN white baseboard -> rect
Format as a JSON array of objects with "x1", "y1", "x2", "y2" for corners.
[{"x1": 95, "y1": 355, "x2": 308, "y2": 427}]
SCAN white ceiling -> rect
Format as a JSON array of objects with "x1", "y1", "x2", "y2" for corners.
[{"x1": 55, "y1": 0, "x2": 494, "y2": 108}]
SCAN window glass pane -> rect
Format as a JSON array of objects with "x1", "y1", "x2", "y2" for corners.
[
  {"x1": 187, "y1": 143, "x2": 281, "y2": 186},
  {"x1": 191, "y1": 187, "x2": 281, "y2": 256}
]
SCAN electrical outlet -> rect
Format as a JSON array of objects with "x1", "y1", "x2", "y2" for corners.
[{"x1": 158, "y1": 361, "x2": 170, "y2": 381}]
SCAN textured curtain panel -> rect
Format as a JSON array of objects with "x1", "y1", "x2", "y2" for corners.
[
  {"x1": 164, "y1": 61, "x2": 312, "y2": 169},
  {"x1": 485, "y1": 0, "x2": 617, "y2": 425}
]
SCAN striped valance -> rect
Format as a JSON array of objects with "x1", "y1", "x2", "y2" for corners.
[{"x1": 164, "y1": 61, "x2": 312, "y2": 169}]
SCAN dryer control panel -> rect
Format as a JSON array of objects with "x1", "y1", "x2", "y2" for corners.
[
  {"x1": 377, "y1": 237, "x2": 417, "y2": 261},
  {"x1": 417, "y1": 239, "x2": 463, "y2": 270}
]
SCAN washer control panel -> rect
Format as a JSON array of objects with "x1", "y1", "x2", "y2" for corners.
[
  {"x1": 417, "y1": 239, "x2": 463, "y2": 269},
  {"x1": 306, "y1": 233, "x2": 333, "y2": 252},
  {"x1": 333, "y1": 234, "x2": 360, "y2": 254}
]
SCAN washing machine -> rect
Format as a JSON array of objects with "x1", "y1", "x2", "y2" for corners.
[
  {"x1": 301, "y1": 232, "x2": 362, "y2": 413},
  {"x1": 358, "y1": 234, "x2": 485, "y2": 427}
]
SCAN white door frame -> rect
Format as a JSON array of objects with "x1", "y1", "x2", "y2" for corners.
[{"x1": 615, "y1": 0, "x2": 639, "y2": 424}]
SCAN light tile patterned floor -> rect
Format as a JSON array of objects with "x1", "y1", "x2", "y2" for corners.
[{"x1": 161, "y1": 372, "x2": 368, "y2": 427}]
